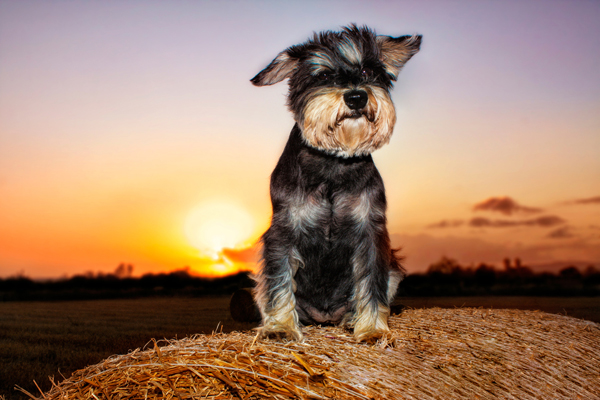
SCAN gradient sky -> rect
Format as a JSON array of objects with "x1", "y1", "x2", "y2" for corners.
[{"x1": 1, "y1": 0, "x2": 599, "y2": 278}]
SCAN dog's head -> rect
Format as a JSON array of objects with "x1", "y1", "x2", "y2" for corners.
[{"x1": 251, "y1": 25, "x2": 421, "y2": 158}]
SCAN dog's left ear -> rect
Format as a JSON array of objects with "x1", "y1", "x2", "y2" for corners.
[
  {"x1": 251, "y1": 50, "x2": 299, "y2": 86},
  {"x1": 377, "y1": 35, "x2": 422, "y2": 80}
]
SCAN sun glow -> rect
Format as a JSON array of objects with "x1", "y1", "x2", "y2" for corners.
[{"x1": 184, "y1": 200, "x2": 255, "y2": 260}]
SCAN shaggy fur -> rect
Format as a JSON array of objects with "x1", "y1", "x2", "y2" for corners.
[{"x1": 251, "y1": 25, "x2": 421, "y2": 341}]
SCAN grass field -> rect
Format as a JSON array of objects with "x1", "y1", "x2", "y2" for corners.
[{"x1": 1, "y1": 296, "x2": 598, "y2": 400}]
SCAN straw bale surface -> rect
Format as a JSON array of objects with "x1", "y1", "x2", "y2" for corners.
[{"x1": 24, "y1": 308, "x2": 600, "y2": 400}]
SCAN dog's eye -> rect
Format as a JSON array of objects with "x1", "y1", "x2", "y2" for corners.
[
  {"x1": 318, "y1": 71, "x2": 330, "y2": 81},
  {"x1": 361, "y1": 67, "x2": 373, "y2": 78}
]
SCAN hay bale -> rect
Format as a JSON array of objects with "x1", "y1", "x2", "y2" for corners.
[{"x1": 22, "y1": 308, "x2": 600, "y2": 399}]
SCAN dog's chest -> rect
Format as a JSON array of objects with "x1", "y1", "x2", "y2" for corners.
[
  {"x1": 297, "y1": 147, "x2": 372, "y2": 191},
  {"x1": 286, "y1": 151, "x2": 376, "y2": 241}
]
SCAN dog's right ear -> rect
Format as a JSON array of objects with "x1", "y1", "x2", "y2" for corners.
[{"x1": 251, "y1": 50, "x2": 298, "y2": 86}]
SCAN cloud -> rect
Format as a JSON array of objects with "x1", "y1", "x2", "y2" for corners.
[
  {"x1": 547, "y1": 226, "x2": 575, "y2": 239},
  {"x1": 427, "y1": 219, "x2": 464, "y2": 229},
  {"x1": 473, "y1": 196, "x2": 542, "y2": 215},
  {"x1": 222, "y1": 245, "x2": 260, "y2": 264},
  {"x1": 469, "y1": 215, "x2": 565, "y2": 228},
  {"x1": 428, "y1": 215, "x2": 566, "y2": 229},
  {"x1": 564, "y1": 196, "x2": 600, "y2": 205}
]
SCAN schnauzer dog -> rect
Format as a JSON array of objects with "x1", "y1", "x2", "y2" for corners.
[{"x1": 251, "y1": 25, "x2": 421, "y2": 341}]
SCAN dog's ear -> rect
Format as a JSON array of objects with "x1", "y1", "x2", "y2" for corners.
[
  {"x1": 377, "y1": 35, "x2": 422, "y2": 80},
  {"x1": 251, "y1": 50, "x2": 298, "y2": 86}
]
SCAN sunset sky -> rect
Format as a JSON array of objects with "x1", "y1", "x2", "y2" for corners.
[{"x1": 1, "y1": 0, "x2": 599, "y2": 279}]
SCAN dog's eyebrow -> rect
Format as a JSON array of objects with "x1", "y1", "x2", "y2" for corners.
[
  {"x1": 308, "y1": 51, "x2": 335, "y2": 74},
  {"x1": 337, "y1": 38, "x2": 363, "y2": 65}
]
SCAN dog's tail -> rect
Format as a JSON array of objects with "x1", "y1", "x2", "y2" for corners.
[
  {"x1": 387, "y1": 247, "x2": 406, "y2": 305},
  {"x1": 390, "y1": 247, "x2": 406, "y2": 278}
]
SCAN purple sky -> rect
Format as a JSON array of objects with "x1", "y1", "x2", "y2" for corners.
[{"x1": 1, "y1": 0, "x2": 599, "y2": 278}]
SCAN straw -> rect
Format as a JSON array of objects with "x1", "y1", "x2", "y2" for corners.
[{"x1": 20, "y1": 308, "x2": 600, "y2": 399}]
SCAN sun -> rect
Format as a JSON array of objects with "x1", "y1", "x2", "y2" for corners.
[{"x1": 184, "y1": 200, "x2": 255, "y2": 259}]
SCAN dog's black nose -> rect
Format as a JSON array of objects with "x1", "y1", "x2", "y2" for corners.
[{"x1": 343, "y1": 90, "x2": 368, "y2": 110}]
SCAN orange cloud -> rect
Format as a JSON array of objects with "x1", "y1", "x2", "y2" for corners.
[
  {"x1": 428, "y1": 215, "x2": 565, "y2": 229},
  {"x1": 547, "y1": 226, "x2": 575, "y2": 239},
  {"x1": 564, "y1": 196, "x2": 600, "y2": 205},
  {"x1": 473, "y1": 196, "x2": 542, "y2": 215},
  {"x1": 469, "y1": 215, "x2": 565, "y2": 228},
  {"x1": 222, "y1": 245, "x2": 260, "y2": 264},
  {"x1": 427, "y1": 219, "x2": 464, "y2": 229}
]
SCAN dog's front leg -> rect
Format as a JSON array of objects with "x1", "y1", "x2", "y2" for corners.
[
  {"x1": 254, "y1": 220, "x2": 303, "y2": 341},
  {"x1": 345, "y1": 191, "x2": 395, "y2": 342}
]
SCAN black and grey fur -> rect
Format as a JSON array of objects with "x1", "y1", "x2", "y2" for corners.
[{"x1": 251, "y1": 25, "x2": 421, "y2": 341}]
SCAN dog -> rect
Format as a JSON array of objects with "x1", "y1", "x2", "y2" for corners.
[{"x1": 251, "y1": 25, "x2": 421, "y2": 341}]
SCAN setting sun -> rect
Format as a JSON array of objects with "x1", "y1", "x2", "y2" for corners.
[
  {"x1": 184, "y1": 200, "x2": 255, "y2": 259},
  {"x1": 1, "y1": 1, "x2": 598, "y2": 281}
]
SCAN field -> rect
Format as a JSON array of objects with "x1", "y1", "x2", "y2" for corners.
[{"x1": 1, "y1": 296, "x2": 598, "y2": 400}]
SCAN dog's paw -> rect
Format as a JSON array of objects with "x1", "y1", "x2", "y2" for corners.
[
  {"x1": 353, "y1": 326, "x2": 390, "y2": 343},
  {"x1": 258, "y1": 319, "x2": 303, "y2": 341},
  {"x1": 259, "y1": 327, "x2": 303, "y2": 342},
  {"x1": 352, "y1": 303, "x2": 391, "y2": 342}
]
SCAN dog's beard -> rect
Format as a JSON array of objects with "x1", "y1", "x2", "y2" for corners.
[{"x1": 299, "y1": 86, "x2": 396, "y2": 157}]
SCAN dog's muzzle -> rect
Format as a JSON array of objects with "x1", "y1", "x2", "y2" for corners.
[{"x1": 343, "y1": 90, "x2": 368, "y2": 110}]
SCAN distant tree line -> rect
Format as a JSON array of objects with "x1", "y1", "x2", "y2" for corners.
[
  {"x1": 1, "y1": 259, "x2": 599, "y2": 301},
  {"x1": 0, "y1": 265, "x2": 254, "y2": 301},
  {"x1": 398, "y1": 258, "x2": 600, "y2": 296}
]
